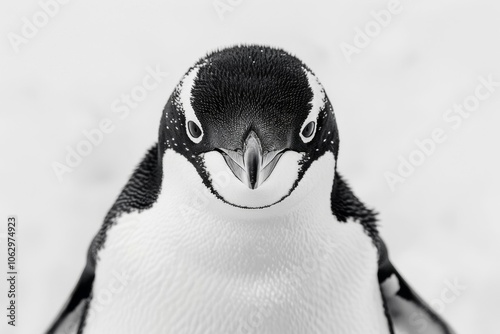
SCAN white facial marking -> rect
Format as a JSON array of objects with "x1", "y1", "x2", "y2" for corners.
[
  {"x1": 300, "y1": 69, "x2": 326, "y2": 143},
  {"x1": 177, "y1": 65, "x2": 204, "y2": 143},
  {"x1": 203, "y1": 150, "x2": 305, "y2": 208}
]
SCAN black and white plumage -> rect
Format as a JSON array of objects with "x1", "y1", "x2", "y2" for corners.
[{"x1": 47, "y1": 45, "x2": 454, "y2": 334}]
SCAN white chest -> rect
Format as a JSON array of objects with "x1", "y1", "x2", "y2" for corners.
[{"x1": 83, "y1": 151, "x2": 390, "y2": 334}]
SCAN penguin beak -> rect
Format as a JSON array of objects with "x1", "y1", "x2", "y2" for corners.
[{"x1": 219, "y1": 131, "x2": 285, "y2": 189}]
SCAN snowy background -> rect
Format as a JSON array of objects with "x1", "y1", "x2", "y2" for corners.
[{"x1": 1, "y1": 0, "x2": 499, "y2": 333}]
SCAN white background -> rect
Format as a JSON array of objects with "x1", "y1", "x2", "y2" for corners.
[{"x1": 1, "y1": 0, "x2": 499, "y2": 333}]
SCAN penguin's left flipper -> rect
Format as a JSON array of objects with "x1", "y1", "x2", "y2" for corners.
[
  {"x1": 46, "y1": 250, "x2": 95, "y2": 334},
  {"x1": 377, "y1": 240, "x2": 455, "y2": 334},
  {"x1": 46, "y1": 145, "x2": 161, "y2": 334}
]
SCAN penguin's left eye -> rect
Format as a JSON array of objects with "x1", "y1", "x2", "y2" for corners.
[
  {"x1": 188, "y1": 121, "x2": 202, "y2": 139},
  {"x1": 301, "y1": 121, "x2": 315, "y2": 138}
]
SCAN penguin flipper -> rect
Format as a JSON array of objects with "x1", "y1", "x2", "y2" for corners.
[
  {"x1": 377, "y1": 241, "x2": 455, "y2": 334},
  {"x1": 47, "y1": 144, "x2": 161, "y2": 333},
  {"x1": 45, "y1": 253, "x2": 95, "y2": 334}
]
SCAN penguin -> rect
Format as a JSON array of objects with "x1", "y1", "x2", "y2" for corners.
[{"x1": 47, "y1": 45, "x2": 455, "y2": 334}]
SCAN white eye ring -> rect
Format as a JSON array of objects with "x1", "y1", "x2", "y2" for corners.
[
  {"x1": 185, "y1": 116, "x2": 203, "y2": 144},
  {"x1": 300, "y1": 69, "x2": 325, "y2": 143},
  {"x1": 178, "y1": 65, "x2": 204, "y2": 143},
  {"x1": 301, "y1": 121, "x2": 316, "y2": 139}
]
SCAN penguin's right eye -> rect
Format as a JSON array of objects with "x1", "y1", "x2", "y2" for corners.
[{"x1": 188, "y1": 121, "x2": 202, "y2": 139}]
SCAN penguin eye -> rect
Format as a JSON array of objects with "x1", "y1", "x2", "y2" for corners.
[
  {"x1": 301, "y1": 121, "x2": 315, "y2": 139},
  {"x1": 188, "y1": 121, "x2": 202, "y2": 139}
]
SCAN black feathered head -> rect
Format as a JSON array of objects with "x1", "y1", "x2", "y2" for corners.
[{"x1": 159, "y1": 45, "x2": 339, "y2": 208}]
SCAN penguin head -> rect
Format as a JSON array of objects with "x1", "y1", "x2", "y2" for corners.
[{"x1": 159, "y1": 45, "x2": 339, "y2": 209}]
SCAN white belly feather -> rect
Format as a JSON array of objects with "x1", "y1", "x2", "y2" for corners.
[{"x1": 84, "y1": 150, "x2": 390, "y2": 334}]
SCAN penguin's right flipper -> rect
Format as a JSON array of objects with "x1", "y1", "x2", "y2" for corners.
[
  {"x1": 377, "y1": 240, "x2": 455, "y2": 334},
  {"x1": 330, "y1": 173, "x2": 455, "y2": 334},
  {"x1": 46, "y1": 251, "x2": 95, "y2": 334}
]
